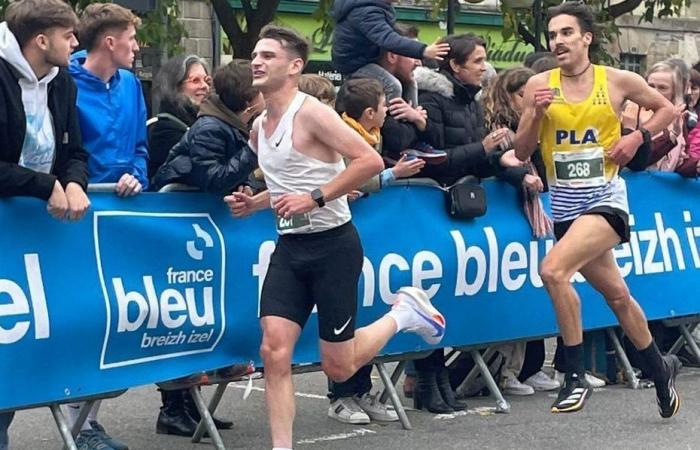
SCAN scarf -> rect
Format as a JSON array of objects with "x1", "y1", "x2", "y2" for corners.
[{"x1": 341, "y1": 113, "x2": 381, "y2": 147}]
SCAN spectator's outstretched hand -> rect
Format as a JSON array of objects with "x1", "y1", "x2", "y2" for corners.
[
  {"x1": 47, "y1": 180, "x2": 68, "y2": 220},
  {"x1": 522, "y1": 174, "x2": 544, "y2": 193},
  {"x1": 391, "y1": 154, "x2": 425, "y2": 178},
  {"x1": 499, "y1": 149, "x2": 524, "y2": 168},
  {"x1": 115, "y1": 173, "x2": 142, "y2": 197},
  {"x1": 224, "y1": 191, "x2": 255, "y2": 217},
  {"x1": 423, "y1": 40, "x2": 450, "y2": 61},
  {"x1": 347, "y1": 190, "x2": 363, "y2": 202},
  {"x1": 64, "y1": 182, "x2": 90, "y2": 221}
]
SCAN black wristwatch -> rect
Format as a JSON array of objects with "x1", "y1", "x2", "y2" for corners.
[
  {"x1": 311, "y1": 188, "x2": 325, "y2": 208},
  {"x1": 638, "y1": 127, "x2": 652, "y2": 145}
]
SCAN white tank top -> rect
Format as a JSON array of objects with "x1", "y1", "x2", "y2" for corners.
[{"x1": 256, "y1": 91, "x2": 351, "y2": 235}]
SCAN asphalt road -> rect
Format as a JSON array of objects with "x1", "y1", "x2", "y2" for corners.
[{"x1": 8, "y1": 362, "x2": 700, "y2": 450}]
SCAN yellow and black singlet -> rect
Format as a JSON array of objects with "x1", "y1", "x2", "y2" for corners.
[{"x1": 539, "y1": 65, "x2": 629, "y2": 222}]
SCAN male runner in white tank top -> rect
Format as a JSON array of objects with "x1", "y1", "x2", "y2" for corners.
[
  {"x1": 515, "y1": 2, "x2": 680, "y2": 417},
  {"x1": 224, "y1": 25, "x2": 447, "y2": 449}
]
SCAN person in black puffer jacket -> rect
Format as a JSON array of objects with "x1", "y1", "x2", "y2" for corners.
[
  {"x1": 414, "y1": 34, "x2": 515, "y2": 187},
  {"x1": 152, "y1": 59, "x2": 263, "y2": 194},
  {"x1": 148, "y1": 54, "x2": 211, "y2": 182}
]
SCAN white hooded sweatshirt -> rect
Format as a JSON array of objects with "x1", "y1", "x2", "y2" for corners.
[{"x1": 0, "y1": 21, "x2": 58, "y2": 174}]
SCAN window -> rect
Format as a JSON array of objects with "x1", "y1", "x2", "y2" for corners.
[{"x1": 619, "y1": 53, "x2": 646, "y2": 74}]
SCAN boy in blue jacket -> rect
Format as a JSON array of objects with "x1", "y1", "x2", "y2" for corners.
[
  {"x1": 69, "y1": 2, "x2": 148, "y2": 197},
  {"x1": 331, "y1": 0, "x2": 449, "y2": 97}
]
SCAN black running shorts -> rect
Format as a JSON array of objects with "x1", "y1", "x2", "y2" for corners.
[
  {"x1": 553, "y1": 206, "x2": 630, "y2": 244},
  {"x1": 260, "y1": 221, "x2": 363, "y2": 343}
]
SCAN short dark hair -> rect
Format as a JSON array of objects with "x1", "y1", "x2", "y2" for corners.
[
  {"x1": 259, "y1": 24, "x2": 309, "y2": 64},
  {"x1": 214, "y1": 59, "x2": 259, "y2": 113},
  {"x1": 338, "y1": 78, "x2": 384, "y2": 120},
  {"x1": 547, "y1": 1, "x2": 595, "y2": 36},
  {"x1": 530, "y1": 53, "x2": 558, "y2": 73},
  {"x1": 5, "y1": 0, "x2": 78, "y2": 48},
  {"x1": 438, "y1": 33, "x2": 487, "y2": 74},
  {"x1": 78, "y1": 3, "x2": 141, "y2": 52}
]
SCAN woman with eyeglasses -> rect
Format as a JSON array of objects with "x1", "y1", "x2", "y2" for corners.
[{"x1": 148, "y1": 54, "x2": 211, "y2": 181}]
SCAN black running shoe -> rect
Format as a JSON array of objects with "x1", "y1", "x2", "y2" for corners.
[
  {"x1": 656, "y1": 355, "x2": 682, "y2": 419},
  {"x1": 551, "y1": 373, "x2": 591, "y2": 413}
]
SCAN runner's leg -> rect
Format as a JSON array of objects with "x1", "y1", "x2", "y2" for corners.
[{"x1": 260, "y1": 316, "x2": 302, "y2": 449}]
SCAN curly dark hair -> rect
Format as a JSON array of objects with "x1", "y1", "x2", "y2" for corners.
[{"x1": 482, "y1": 67, "x2": 535, "y2": 131}]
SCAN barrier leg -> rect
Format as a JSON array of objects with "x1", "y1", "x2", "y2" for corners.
[
  {"x1": 667, "y1": 322, "x2": 698, "y2": 356},
  {"x1": 192, "y1": 383, "x2": 228, "y2": 443},
  {"x1": 70, "y1": 399, "x2": 95, "y2": 438},
  {"x1": 606, "y1": 328, "x2": 639, "y2": 389},
  {"x1": 50, "y1": 405, "x2": 78, "y2": 450},
  {"x1": 376, "y1": 362, "x2": 412, "y2": 430},
  {"x1": 470, "y1": 350, "x2": 510, "y2": 413},
  {"x1": 455, "y1": 348, "x2": 497, "y2": 398},
  {"x1": 378, "y1": 360, "x2": 406, "y2": 405},
  {"x1": 679, "y1": 323, "x2": 700, "y2": 364},
  {"x1": 188, "y1": 386, "x2": 226, "y2": 450}
]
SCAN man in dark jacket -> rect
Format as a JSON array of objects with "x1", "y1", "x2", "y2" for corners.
[
  {"x1": 152, "y1": 60, "x2": 261, "y2": 194},
  {"x1": 0, "y1": 0, "x2": 89, "y2": 447},
  {"x1": 347, "y1": 24, "x2": 429, "y2": 159},
  {"x1": 0, "y1": 0, "x2": 89, "y2": 217}
]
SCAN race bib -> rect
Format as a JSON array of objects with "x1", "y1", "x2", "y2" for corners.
[
  {"x1": 274, "y1": 212, "x2": 311, "y2": 232},
  {"x1": 553, "y1": 147, "x2": 606, "y2": 187}
]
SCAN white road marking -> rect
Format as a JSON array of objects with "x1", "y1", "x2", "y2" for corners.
[
  {"x1": 228, "y1": 384, "x2": 327, "y2": 400},
  {"x1": 433, "y1": 407, "x2": 497, "y2": 420},
  {"x1": 296, "y1": 428, "x2": 377, "y2": 445}
]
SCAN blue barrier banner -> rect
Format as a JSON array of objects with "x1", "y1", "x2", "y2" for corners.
[{"x1": 1, "y1": 171, "x2": 699, "y2": 410}]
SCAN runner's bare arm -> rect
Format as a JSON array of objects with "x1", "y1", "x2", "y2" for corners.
[
  {"x1": 304, "y1": 101, "x2": 384, "y2": 202},
  {"x1": 615, "y1": 69, "x2": 674, "y2": 136},
  {"x1": 515, "y1": 73, "x2": 550, "y2": 161}
]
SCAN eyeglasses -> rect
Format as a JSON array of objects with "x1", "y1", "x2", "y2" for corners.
[{"x1": 183, "y1": 75, "x2": 212, "y2": 86}]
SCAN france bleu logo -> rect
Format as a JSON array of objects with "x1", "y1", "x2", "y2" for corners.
[{"x1": 95, "y1": 212, "x2": 226, "y2": 369}]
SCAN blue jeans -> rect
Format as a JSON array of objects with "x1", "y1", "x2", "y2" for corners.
[{"x1": 0, "y1": 412, "x2": 14, "y2": 450}]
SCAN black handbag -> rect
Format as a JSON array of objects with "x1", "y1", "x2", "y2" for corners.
[{"x1": 445, "y1": 182, "x2": 487, "y2": 219}]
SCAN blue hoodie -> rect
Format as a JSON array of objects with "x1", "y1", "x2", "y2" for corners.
[
  {"x1": 68, "y1": 50, "x2": 148, "y2": 188},
  {"x1": 331, "y1": 0, "x2": 426, "y2": 75}
]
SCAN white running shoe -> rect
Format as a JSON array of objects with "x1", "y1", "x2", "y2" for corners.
[
  {"x1": 391, "y1": 287, "x2": 446, "y2": 345},
  {"x1": 502, "y1": 376, "x2": 535, "y2": 396},
  {"x1": 355, "y1": 393, "x2": 399, "y2": 422},
  {"x1": 328, "y1": 397, "x2": 370, "y2": 424},
  {"x1": 554, "y1": 370, "x2": 606, "y2": 388},
  {"x1": 524, "y1": 371, "x2": 561, "y2": 391}
]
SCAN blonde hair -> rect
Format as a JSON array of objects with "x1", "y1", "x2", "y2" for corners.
[
  {"x1": 646, "y1": 61, "x2": 684, "y2": 105},
  {"x1": 298, "y1": 74, "x2": 336, "y2": 103}
]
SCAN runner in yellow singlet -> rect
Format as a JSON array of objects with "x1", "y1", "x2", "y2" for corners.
[{"x1": 515, "y1": 2, "x2": 681, "y2": 416}]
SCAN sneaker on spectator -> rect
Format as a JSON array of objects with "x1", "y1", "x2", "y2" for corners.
[
  {"x1": 401, "y1": 142, "x2": 447, "y2": 165},
  {"x1": 328, "y1": 397, "x2": 370, "y2": 424},
  {"x1": 89, "y1": 421, "x2": 129, "y2": 450},
  {"x1": 554, "y1": 370, "x2": 606, "y2": 388},
  {"x1": 502, "y1": 376, "x2": 535, "y2": 396},
  {"x1": 355, "y1": 393, "x2": 398, "y2": 422},
  {"x1": 75, "y1": 429, "x2": 115, "y2": 450},
  {"x1": 524, "y1": 371, "x2": 560, "y2": 391}
]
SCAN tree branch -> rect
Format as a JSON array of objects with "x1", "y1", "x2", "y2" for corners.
[
  {"x1": 607, "y1": 0, "x2": 644, "y2": 18},
  {"x1": 517, "y1": 22, "x2": 539, "y2": 48},
  {"x1": 211, "y1": 0, "x2": 243, "y2": 38}
]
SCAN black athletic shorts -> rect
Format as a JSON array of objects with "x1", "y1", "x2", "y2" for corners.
[
  {"x1": 553, "y1": 206, "x2": 630, "y2": 244},
  {"x1": 260, "y1": 221, "x2": 363, "y2": 342}
]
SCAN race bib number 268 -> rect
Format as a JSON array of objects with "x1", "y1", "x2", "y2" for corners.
[{"x1": 553, "y1": 147, "x2": 606, "y2": 187}]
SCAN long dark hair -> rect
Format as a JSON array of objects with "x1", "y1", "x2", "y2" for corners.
[
  {"x1": 152, "y1": 54, "x2": 209, "y2": 125},
  {"x1": 483, "y1": 67, "x2": 535, "y2": 130}
]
